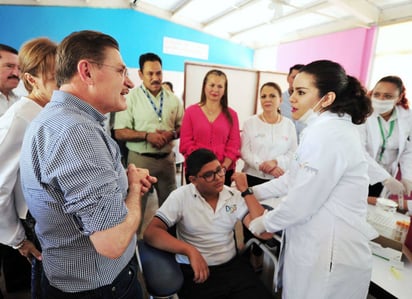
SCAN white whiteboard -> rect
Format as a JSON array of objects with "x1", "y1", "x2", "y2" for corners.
[{"x1": 184, "y1": 62, "x2": 287, "y2": 127}]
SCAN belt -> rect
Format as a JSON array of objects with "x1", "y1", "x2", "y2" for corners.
[{"x1": 140, "y1": 152, "x2": 170, "y2": 159}]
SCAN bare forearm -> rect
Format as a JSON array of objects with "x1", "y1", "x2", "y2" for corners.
[
  {"x1": 90, "y1": 183, "x2": 142, "y2": 259},
  {"x1": 244, "y1": 195, "x2": 266, "y2": 220},
  {"x1": 144, "y1": 220, "x2": 195, "y2": 257},
  {"x1": 114, "y1": 128, "x2": 146, "y2": 142}
]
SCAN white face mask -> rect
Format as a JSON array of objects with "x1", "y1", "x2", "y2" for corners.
[
  {"x1": 298, "y1": 97, "x2": 324, "y2": 124},
  {"x1": 371, "y1": 98, "x2": 395, "y2": 115}
]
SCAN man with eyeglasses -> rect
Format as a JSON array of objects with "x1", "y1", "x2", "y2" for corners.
[
  {"x1": 20, "y1": 30, "x2": 157, "y2": 299},
  {"x1": 144, "y1": 148, "x2": 272, "y2": 299},
  {"x1": 0, "y1": 44, "x2": 20, "y2": 116},
  {"x1": 114, "y1": 52, "x2": 184, "y2": 235}
]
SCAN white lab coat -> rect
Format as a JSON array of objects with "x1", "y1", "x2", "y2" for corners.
[
  {"x1": 358, "y1": 106, "x2": 412, "y2": 184},
  {"x1": 253, "y1": 111, "x2": 377, "y2": 299},
  {"x1": 0, "y1": 97, "x2": 42, "y2": 246}
]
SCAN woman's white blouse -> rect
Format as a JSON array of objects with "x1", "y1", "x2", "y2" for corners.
[{"x1": 241, "y1": 115, "x2": 297, "y2": 179}]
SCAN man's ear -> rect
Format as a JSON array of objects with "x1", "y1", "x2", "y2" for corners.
[
  {"x1": 78, "y1": 60, "x2": 94, "y2": 84},
  {"x1": 188, "y1": 175, "x2": 196, "y2": 184},
  {"x1": 138, "y1": 69, "x2": 143, "y2": 80}
]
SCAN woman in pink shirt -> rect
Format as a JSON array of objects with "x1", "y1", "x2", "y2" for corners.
[{"x1": 180, "y1": 69, "x2": 240, "y2": 185}]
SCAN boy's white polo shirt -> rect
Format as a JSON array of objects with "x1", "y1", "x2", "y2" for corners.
[{"x1": 155, "y1": 183, "x2": 249, "y2": 266}]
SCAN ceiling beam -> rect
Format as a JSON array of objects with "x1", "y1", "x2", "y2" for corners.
[
  {"x1": 202, "y1": 0, "x2": 258, "y2": 26},
  {"x1": 250, "y1": 15, "x2": 373, "y2": 49},
  {"x1": 170, "y1": 0, "x2": 191, "y2": 16},
  {"x1": 231, "y1": 1, "x2": 330, "y2": 36},
  {"x1": 379, "y1": 3, "x2": 412, "y2": 25},
  {"x1": 328, "y1": 0, "x2": 380, "y2": 25}
]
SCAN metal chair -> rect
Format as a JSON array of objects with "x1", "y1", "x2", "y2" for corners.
[
  {"x1": 136, "y1": 239, "x2": 184, "y2": 299},
  {"x1": 240, "y1": 233, "x2": 283, "y2": 296}
]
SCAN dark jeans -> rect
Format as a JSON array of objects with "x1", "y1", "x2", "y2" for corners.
[
  {"x1": 0, "y1": 245, "x2": 31, "y2": 293},
  {"x1": 178, "y1": 256, "x2": 273, "y2": 299},
  {"x1": 41, "y1": 255, "x2": 142, "y2": 299}
]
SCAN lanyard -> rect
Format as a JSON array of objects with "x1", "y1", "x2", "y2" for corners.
[
  {"x1": 377, "y1": 117, "x2": 395, "y2": 162},
  {"x1": 141, "y1": 86, "x2": 163, "y2": 122}
]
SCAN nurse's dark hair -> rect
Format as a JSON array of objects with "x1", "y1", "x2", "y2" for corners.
[
  {"x1": 300, "y1": 60, "x2": 372, "y2": 124},
  {"x1": 186, "y1": 148, "x2": 217, "y2": 177},
  {"x1": 374, "y1": 75, "x2": 409, "y2": 110},
  {"x1": 56, "y1": 30, "x2": 119, "y2": 87}
]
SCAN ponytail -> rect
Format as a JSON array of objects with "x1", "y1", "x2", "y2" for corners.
[{"x1": 329, "y1": 75, "x2": 372, "y2": 124}]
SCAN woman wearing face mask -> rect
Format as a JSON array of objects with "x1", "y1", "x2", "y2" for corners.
[
  {"x1": 359, "y1": 76, "x2": 412, "y2": 200},
  {"x1": 232, "y1": 60, "x2": 376, "y2": 299}
]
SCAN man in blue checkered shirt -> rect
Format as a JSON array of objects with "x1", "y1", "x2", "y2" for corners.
[{"x1": 20, "y1": 30, "x2": 156, "y2": 299}]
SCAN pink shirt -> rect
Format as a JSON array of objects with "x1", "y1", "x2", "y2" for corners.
[{"x1": 179, "y1": 104, "x2": 240, "y2": 170}]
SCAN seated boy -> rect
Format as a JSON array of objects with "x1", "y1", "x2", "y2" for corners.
[{"x1": 144, "y1": 148, "x2": 273, "y2": 299}]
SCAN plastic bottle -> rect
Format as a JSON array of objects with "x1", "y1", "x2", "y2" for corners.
[
  {"x1": 394, "y1": 221, "x2": 403, "y2": 242},
  {"x1": 401, "y1": 221, "x2": 410, "y2": 243}
]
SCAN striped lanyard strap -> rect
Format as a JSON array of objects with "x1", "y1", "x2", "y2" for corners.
[
  {"x1": 377, "y1": 116, "x2": 395, "y2": 162},
  {"x1": 141, "y1": 86, "x2": 163, "y2": 123}
]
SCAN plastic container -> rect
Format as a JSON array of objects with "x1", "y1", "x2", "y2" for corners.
[{"x1": 376, "y1": 198, "x2": 398, "y2": 214}]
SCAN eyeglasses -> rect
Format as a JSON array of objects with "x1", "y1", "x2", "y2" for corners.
[
  {"x1": 89, "y1": 61, "x2": 129, "y2": 78},
  {"x1": 198, "y1": 167, "x2": 226, "y2": 182}
]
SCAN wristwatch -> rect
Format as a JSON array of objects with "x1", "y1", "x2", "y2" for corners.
[{"x1": 241, "y1": 187, "x2": 254, "y2": 197}]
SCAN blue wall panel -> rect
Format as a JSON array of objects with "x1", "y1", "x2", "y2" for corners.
[{"x1": 0, "y1": 5, "x2": 254, "y2": 71}]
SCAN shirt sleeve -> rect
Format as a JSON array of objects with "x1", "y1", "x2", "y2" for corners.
[
  {"x1": 155, "y1": 189, "x2": 182, "y2": 228},
  {"x1": 113, "y1": 95, "x2": 135, "y2": 130},
  {"x1": 0, "y1": 113, "x2": 29, "y2": 245},
  {"x1": 44, "y1": 124, "x2": 128, "y2": 235}
]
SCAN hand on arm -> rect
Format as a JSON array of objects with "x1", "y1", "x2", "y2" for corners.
[
  {"x1": 144, "y1": 217, "x2": 210, "y2": 283},
  {"x1": 243, "y1": 214, "x2": 273, "y2": 240},
  {"x1": 147, "y1": 131, "x2": 168, "y2": 149},
  {"x1": 259, "y1": 160, "x2": 278, "y2": 174},
  {"x1": 231, "y1": 172, "x2": 265, "y2": 219},
  {"x1": 268, "y1": 166, "x2": 285, "y2": 178}
]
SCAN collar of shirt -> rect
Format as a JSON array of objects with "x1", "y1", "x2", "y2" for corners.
[
  {"x1": 52, "y1": 90, "x2": 107, "y2": 126},
  {"x1": 190, "y1": 183, "x2": 237, "y2": 212}
]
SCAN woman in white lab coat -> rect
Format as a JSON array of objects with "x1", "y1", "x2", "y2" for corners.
[
  {"x1": 237, "y1": 60, "x2": 377, "y2": 299},
  {"x1": 358, "y1": 76, "x2": 412, "y2": 198}
]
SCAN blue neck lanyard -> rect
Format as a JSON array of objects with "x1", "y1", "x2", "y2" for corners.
[
  {"x1": 141, "y1": 86, "x2": 163, "y2": 123},
  {"x1": 377, "y1": 116, "x2": 395, "y2": 162}
]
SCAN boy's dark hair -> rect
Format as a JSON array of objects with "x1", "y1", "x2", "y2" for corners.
[{"x1": 186, "y1": 149, "x2": 217, "y2": 177}]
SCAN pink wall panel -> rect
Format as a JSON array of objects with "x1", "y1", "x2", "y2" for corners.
[{"x1": 276, "y1": 26, "x2": 377, "y2": 84}]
